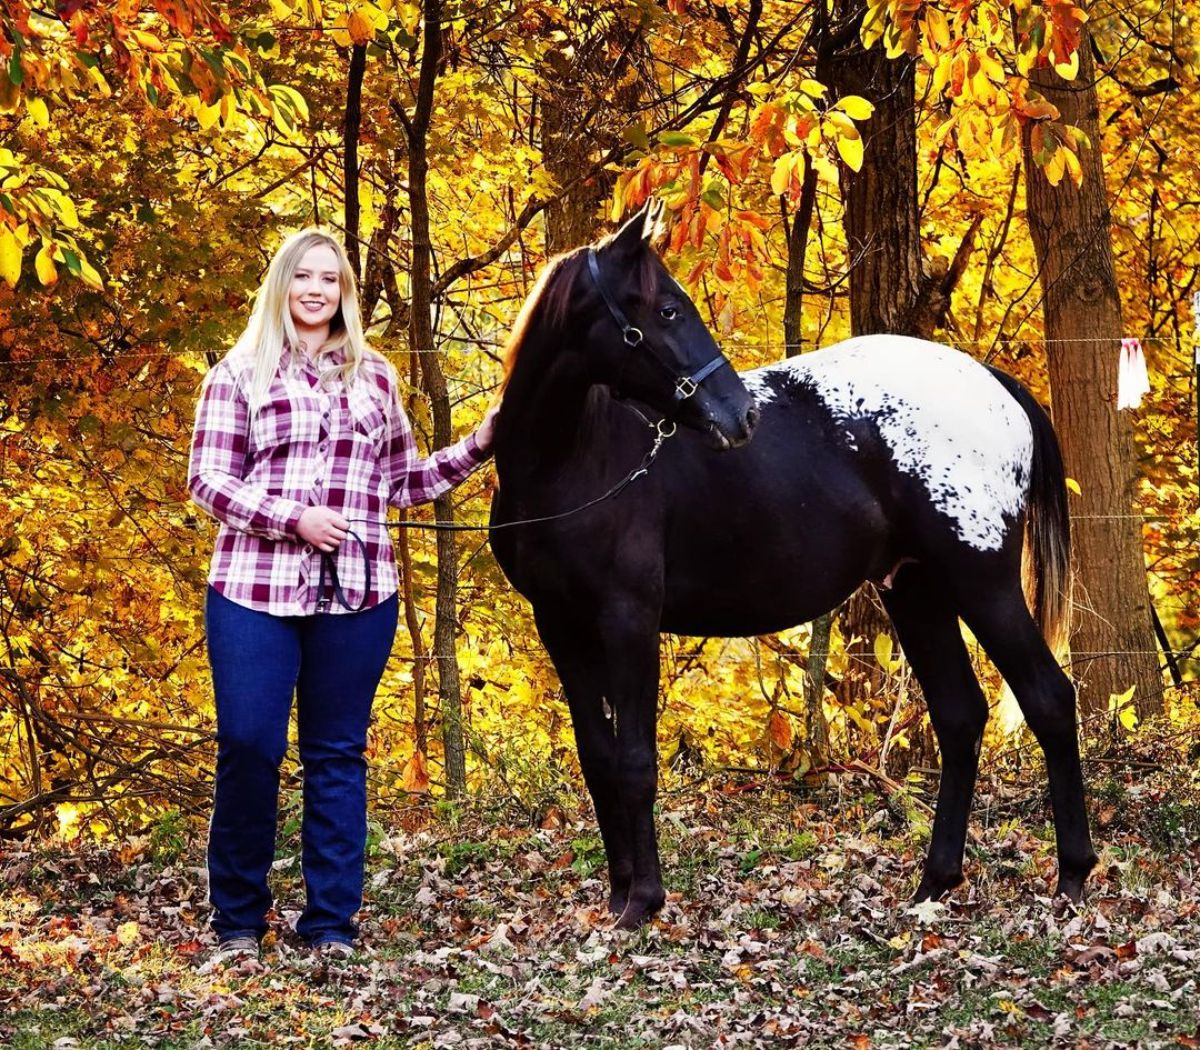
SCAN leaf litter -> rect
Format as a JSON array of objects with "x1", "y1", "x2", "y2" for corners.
[{"x1": 0, "y1": 776, "x2": 1197, "y2": 1048}]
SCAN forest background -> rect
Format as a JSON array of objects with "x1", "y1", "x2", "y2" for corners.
[{"x1": 0, "y1": 0, "x2": 1197, "y2": 847}]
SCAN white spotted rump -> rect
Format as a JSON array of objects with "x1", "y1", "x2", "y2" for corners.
[{"x1": 740, "y1": 335, "x2": 1033, "y2": 551}]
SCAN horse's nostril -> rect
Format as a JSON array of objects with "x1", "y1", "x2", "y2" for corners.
[{"x1": 744, "y1": 406, "x2": 761, "y2": 433}]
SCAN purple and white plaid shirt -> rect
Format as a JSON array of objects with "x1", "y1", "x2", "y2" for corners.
[{"x1": 188, "y1": 344, "x2": 489, "y2": 616}]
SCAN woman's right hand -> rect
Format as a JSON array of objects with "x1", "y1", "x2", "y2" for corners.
[{"x1": 297, "y1": 507, "x2": 349, "y2": 552}]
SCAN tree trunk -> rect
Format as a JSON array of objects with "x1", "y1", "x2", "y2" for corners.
[
  {"x1": 819, "y1": 21, "x2": 919, "y2": 749},
  {"x1": 783, "y1": 157, "x2": 830, "y2": 770},
  {"x1": 542, "y1": 25, "x2": 641, "y2": 254},
  {"x1": 406, "y1": 0, "x2": 468, "y2": 796},
  {"x1": 343, "y1": 42, "x2": 367, "y2": 282},
  {"x1": 1023, "y1": 34, "x2": 1161, "y2": 723}
]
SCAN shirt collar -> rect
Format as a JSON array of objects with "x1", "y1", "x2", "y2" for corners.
[{"x1": 284, "y1": 340, "x2": 347, "y2": 370}]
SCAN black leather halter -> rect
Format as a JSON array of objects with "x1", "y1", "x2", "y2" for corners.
[{"x1": 586, "y1": 248, "x2": 728, "y2": 401}]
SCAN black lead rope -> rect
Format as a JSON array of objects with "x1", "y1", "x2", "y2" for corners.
[
  {"x1": 316, "y1": 527, "x2": 372, "y2": 613},
  {"x1": 315, "y1": 418, "x2": 676, "y2": 612}
]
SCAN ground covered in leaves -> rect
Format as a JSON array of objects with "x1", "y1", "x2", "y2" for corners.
[{"x1": 2, "y1": 760, "x2": 1199, "y2": 1048}]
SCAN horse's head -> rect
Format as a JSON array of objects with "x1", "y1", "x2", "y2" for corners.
[{"x1": 582, "y1": 203, "x2": 758, "y2": 450}]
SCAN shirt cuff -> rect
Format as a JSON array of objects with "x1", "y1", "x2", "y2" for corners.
[
  {"x1": 279, "y1": 500, "x2": 307, "y2": 539},
  {"x1": 463, "y1": 430, "x2": 492, "y2": 465}
]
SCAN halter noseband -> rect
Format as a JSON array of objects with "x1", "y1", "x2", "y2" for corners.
[{"x1": 586, "y1": 248, "x2": 728, "y2": 402}]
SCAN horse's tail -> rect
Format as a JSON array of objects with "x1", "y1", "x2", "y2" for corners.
[{"x1": 987, "y1": 367, "x2": 1071, "y2": 655}]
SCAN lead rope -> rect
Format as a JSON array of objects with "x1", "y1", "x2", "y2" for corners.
[{"x1": 316, "y1": 417, "x2": 677, "y2": 611}]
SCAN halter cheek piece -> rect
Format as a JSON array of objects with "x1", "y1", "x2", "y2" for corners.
[{"x1": 586, "y1": 248, "x2": 728, "y2": 402}]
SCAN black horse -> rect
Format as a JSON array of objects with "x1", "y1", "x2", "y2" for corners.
[{"x1": 489, "y1": 204, "x2": 1098, "y2": 929}]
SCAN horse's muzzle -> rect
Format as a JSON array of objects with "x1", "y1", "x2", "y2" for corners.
[{"x1": 708, "y1": 404, "x2": 758, "y2": 450}]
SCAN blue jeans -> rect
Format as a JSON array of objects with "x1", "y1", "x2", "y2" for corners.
[{"x1": 204, "y1": 585, "x2": 398, "y2": 945}]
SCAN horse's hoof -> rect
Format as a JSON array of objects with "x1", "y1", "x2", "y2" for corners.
[
  {"x1": 614, "y1": 889, "x2": 665, "y2": 930},
  {"x1": 1055, "y1": 852, "x2": 1098, "y2": 903},
  {"x1": 607, "y1": 893, "x2": 628, "y2": 917},
  {"x1": 913, "y1": 869, "x2": 963, "y2": 903}
]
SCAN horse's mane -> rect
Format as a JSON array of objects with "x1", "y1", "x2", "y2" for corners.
[{"x1": 501, "y1": 236, "x2": 661, "y2": 390}]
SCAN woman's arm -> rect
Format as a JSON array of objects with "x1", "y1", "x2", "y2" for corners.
[
  {"x1": 383, "y1": 385, "x2": 492, "y2": 510},
  {"x1": 187, "y1": 362, "x2": 307, "y2": 540}
]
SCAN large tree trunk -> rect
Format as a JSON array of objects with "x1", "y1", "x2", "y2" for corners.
[
  {"x1": 406, "y1": 0, "x2": 468, "y2": 796},
  {"x1": 541, "y1": 23, "x2": 641, "y2": 254},
  {"x1": 1023, "y1": 35, "x2": 1161, "y2": 723},
  {"x1": 819, "y1": 22, "x2": 919, "y2": 750}
]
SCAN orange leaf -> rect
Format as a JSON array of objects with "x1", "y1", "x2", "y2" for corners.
[
  {"x1": 401, "y1": 749, "x2": 430, "y2": 793},
  {"x1": 768, "y1": 710, "x2": 793, "y2": 752}
]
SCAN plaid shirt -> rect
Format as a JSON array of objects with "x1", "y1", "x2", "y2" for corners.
[{"x1": 188, "y1": 344, "x2": 489, "y2": 616}]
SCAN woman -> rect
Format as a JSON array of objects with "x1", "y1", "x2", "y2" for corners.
[{"x1": 188, "y1": 227, "x2": 495, "y2": 962}]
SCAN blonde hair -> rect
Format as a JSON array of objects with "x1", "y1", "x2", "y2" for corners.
[{"x1": 228, "y1": 227, "x2": 375, "y2": 414}]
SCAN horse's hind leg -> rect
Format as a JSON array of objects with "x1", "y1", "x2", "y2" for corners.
[
  {"x1": 882, "y1": 566, "x2": 989, "y2": 900},
  {"x1": 535, "y1": 610, "x2": 634, "y2": 916},
  {"x1": 956, "y1": 584, "x2": 1098, "y2": 901}
]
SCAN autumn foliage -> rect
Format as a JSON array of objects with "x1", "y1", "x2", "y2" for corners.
[{"x1": 0, "y1": 0, "x2": 1196, "y2": 842}]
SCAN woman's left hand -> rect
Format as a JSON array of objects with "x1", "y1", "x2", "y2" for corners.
[{"x1": 476, "y1": 403, "x2": 500, "y2": 454}]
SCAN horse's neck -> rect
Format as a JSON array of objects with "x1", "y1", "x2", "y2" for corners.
[{"x1": 495, "y1": 343, "x2": 616, "y2": 486}]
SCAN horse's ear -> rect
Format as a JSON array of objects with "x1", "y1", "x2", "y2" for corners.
[
  {"x1": 643, "y1": 197, "x2": 668, "y2": 246},
  {"x1": 609, "y1": 198, "x2": 658, "y2": 256}
]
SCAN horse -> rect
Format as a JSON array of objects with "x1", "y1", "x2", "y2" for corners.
[{"x1": 488, "y1": 203, "x2": 1098, "y2": 929}]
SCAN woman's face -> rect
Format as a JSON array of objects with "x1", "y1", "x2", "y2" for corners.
[{"x1": 289, "y1": 243, "x2": 342, "y2": 334}]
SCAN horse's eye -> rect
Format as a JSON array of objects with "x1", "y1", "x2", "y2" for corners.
[{"x1": 659, "y1": 306, "x2": 679, "y2": 321}]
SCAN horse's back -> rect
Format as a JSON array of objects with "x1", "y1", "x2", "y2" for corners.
[{"x1": 741, "y1": 335, "x2": 1033, "y2": 558}]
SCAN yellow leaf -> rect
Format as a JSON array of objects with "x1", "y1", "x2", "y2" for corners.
[
  {"x1": 770, "y1": 153, "x2": 795, "y2": 195},
  {"x1": 1045, "y1": 148, "x2": 1066, "y2": 186},
  {"x1": 836, "y1": 131, "x2": 864, "y2": 172},
  {"x1": 49, "y1": 190, "x2": 78, "y2": 228},
  {"x1": 25, "y1": 96, "x2": 48, "y2": 127},
  {"x1": 1109, "y1": 685, "x2": 1137, "y2": 732},
  {"x1": 1065, "y1": 477, "x2": 1081, "y2": 495},
  {"x1": 1053, "y1": 49, "x2": 1080, "y2": 81},
  {"x1": 195, "y1": 98, "x2": 222, "y2": 131},
  {"x1": 270, "y1": 0, "x2": 293, "y2": 17},
  {"x1": 131, "y1": 29, "x2": 166, "y2": 52},
  {"x1": 117, "y1": 920, "x2": 140, "y2": 946},
  {"x1": 0, "y1": 227, "x2": 21, "y2": 287},
  {"x1": 836, "y1": 95, "x2": 875, "y2": 121},
  {"x1": 34, "y1": 241, "x2": 57, "y2": 286},
  {"x1": 925, "y1": 8, "x2": 951, "y2": 48},
  {"x1": 874, "y1": 632, "x2": 893, "y2": 670},
  {"x1": 78, "y1": 255, "x2": 104, "y2": 290},
  {"x1": 1063, "y1": 146, "x2": 1082, "y2": 188},
  {"x1": 269, "y1": 83, "x2": 309, "y2": 125},
  {"x1": 860, "y1": 2, "x2": 887, "y2": 49}
]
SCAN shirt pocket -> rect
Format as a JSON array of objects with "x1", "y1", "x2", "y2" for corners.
[{"x1": 348, "y1": 386, "x2": 388, "y2": 448}]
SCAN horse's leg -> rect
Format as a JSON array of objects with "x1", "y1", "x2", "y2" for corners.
[
  {"x1": 882, "y1": 567, "x2": 989, "y2": 900},
  {"x1": 957, "y1": 585, "x2": 1098, "y2": 901},
  {"x1": 535, "y1": 611, "x2": 634, "y2": 915},
  {"x1": 596, "y1": 604, "x2": 665, "y2": 929}
]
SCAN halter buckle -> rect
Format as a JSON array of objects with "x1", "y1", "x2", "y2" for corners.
[
  {"x1": 623, "y1": 326, "x2": 644, "y2": 347},
  {"x1": 674, "y1": 376, "x2": 697, "y2": 400}
]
